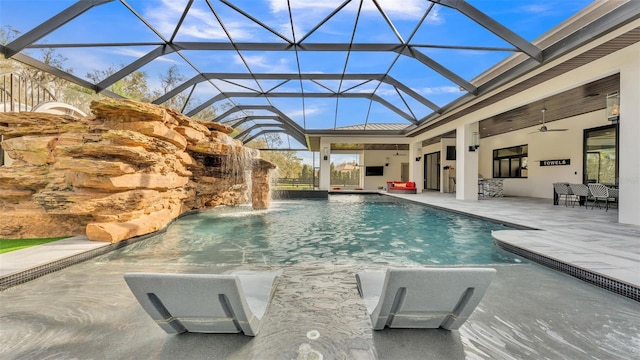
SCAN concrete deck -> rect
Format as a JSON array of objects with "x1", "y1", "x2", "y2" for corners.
[{"x1": 1, "y1": 193, "x2": 639, "y2": 359}]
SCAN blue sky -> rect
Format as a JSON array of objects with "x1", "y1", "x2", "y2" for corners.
[{"x1": 1, "y1": 0, "x2": 594, "y2": 158}]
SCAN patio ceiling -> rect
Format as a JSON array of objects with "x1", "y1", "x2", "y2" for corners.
[{"x1": 1, "y1": 0, "x2": 640, "y2": 150}]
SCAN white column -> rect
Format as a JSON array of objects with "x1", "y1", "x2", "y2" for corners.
[
  {"x1": 618, "y1": 48, "x2": 640, "y2": 225},
  {"x1": 456, "y1": 122, "x2": 479, "y2": 201},
  {"x1": 319, "y1": 140, "x2": 331, "y2": 190},
  {"x1": 440, "y1": 138, "x2": 456, "y2": 193},
  {"x1": 409, "y1": 142, "x2": 424, "y2": 192}
]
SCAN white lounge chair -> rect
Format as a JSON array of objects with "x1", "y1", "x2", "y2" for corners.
[
  {"x1": 124, "y1": 271, "x2": 281, "y2": 336},
  {"x1": 356, "y1": 267, "x2": 496, "y2": 330}
]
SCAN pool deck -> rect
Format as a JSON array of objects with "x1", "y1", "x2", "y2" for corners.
[
  {"x1": 387, "y1": 192, "x2": 640, "y2": 296},
  {"x1": 2, "y1": 192, "x2": 638, "y2": 296}
]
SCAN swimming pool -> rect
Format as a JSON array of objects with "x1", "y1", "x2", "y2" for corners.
[
  {"x1": 115, "y1": 194, "x2": 522, "y2": 266},
  {"x1": 3, "y1": 195, "x2": 639, "y2": 359}
]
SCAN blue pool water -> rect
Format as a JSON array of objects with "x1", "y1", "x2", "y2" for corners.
[{"x1": 120, "y1": 194, "x2": 523, "y2": 266}]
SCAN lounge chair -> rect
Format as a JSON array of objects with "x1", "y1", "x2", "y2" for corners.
[
  {"x1": 124, "y1": 270, "x2": 281, "y2": 336},
  {"x1": 355, "y1": 267, "x2": 496, "y2": 330}
]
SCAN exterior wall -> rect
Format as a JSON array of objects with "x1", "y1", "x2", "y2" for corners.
[
  {"x1": 318, "y1": 136, "x2": 411, "y2": 190},
  {"x1": 362, "y1": 149, "x2": 409, "y2": 190},
  {"x1": 479, "y1": 110, "x2": 610, "y2": 199}
]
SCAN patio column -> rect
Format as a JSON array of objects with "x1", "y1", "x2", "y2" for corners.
[
  {"x1": 318, "y1": 140, "x2": 331, "y2": 190},
  {"x1": 618, "y1": 48, "x2": 640, "y2": 225},
  {"x1": 409, "y1": 142, "x2": 424, "y2": 192},
  {"x1": 440, "y1": 138, "x2": 456, "y2": 193},
  {"x1": 456, "y1": 122, "x2": 479, "y2": 201}
]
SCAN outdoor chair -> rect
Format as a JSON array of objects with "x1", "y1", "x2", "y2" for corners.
[
  {"x1": 553, "y1": 183, "x2": 572, "y2": 206},
  {"x1": 568, "y1": 183, "x2": 591, "y2": 208},
  {"x1": 124, "y1": 270, "x2": 281, "y2": 336},
  {"x1": 588, "y1": 183, "x2": 611, "y2": 211},
  {"x1": 608, "y1": 187, "x2": 619, "y2": 208},
  {"x1": 355, "y1": 267, "x2": 496, "y2": 331}
]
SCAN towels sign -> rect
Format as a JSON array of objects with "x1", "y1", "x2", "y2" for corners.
[{"x1": 540, "y1": 159, "x2": 571, "y2": 166}]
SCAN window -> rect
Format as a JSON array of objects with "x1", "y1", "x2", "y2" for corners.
[{"x1": 493, "y1": 145, "x2": 528, "y2": 178}]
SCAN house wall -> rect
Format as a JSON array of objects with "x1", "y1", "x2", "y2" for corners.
[
  {"x1": 361, "y1": 150, "x2": 410, "y2": 189},
  {"x1": 479, "y1": 109, "x2": 611, "y2": 199}
]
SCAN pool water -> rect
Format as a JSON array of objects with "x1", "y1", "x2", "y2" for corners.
[{"x1": 118, "y1": 194, "x2": 523, "y2": 266}]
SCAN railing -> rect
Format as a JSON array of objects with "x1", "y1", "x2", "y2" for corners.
[
  {"x1": 0, "y1": 72, "x2": 56, "y2": 112},
  {"x1": 272, "y1": 177, "x2": 362, "y2": 189},
  {"x1": 272, "y1": 178, "x2": 318, "y2": 190}
]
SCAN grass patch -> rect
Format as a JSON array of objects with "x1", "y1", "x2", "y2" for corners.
[{"x1": 0, "y1": 237, "x2": 68, "y2": 254}]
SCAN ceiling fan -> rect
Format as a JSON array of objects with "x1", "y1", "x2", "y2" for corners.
[
  {"x1": 530, "y1": 108, "x2": 568, "y2": 134},
  {"x1": 391, "y1": 144, "x2": 406, "y2": 156}
]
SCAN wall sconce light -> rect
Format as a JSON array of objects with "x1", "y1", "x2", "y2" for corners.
[
  {"x1": 606, "y1": 92, "x2": 620, "y2": 123},
  {"x1": 385, "y1": 157, "x2": 390, "y2": 166},
  {"x1": 322, "y1": 147, "x2": 329, "y2": 161},
  {"x1": 468, "y1": 132, "x2": 480, "y2": 152},
  {"x1": 415, "y1": 148, "x2": 422, "y2": 162}
]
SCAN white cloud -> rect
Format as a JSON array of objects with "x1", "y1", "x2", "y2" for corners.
[
  {"x1": 269, "y1": 0, "x2": 427, "y2": 19},
  {"x1": 416, "y1": 86, "x2": 461, "y2": 95},
  {"x1": 361, "y1": 0, "x2": 431, "y2": 20},
  {"x1": 143, "y1": 0, "x2": 255, "y2": 40},
  {"x1": 521, "y1": 4, "x2": 553, "y2": 15},
  {"x1": 111, "y1": 48, "x2": 177, "y2": 64},
  {"x1": 235, "y1": 54, "x2": 295, "y2": 73},
  {"x1": 285, "y1": 104, "x2": 322, "y2": 119},
  {"x1": 426, "y1": 6, "x2": 444, "y2": 25},
  {"x1": 268, "y1": 0, "x2": 343, "y2": 13}
]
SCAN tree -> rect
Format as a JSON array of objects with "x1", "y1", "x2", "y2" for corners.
[
  {"x1": 246, "y1": 135, "x2": 304, "y2": 180},
  {"x1": 300, "y1": 164, "x2": 313, "y2": 182},
  {"x1": 87, "y1": 66, "x2": 150, "y2": 101},
  {"x1": 1, "y1": 25, "x2": 97, "y2": 113}
]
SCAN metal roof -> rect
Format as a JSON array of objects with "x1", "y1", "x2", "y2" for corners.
[{"x1": 1, "y1": 0, "x2": 639, "y2": 149}]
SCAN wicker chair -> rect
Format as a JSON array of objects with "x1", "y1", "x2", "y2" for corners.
[
  {"x1": 588, "y1": 183, "x2": 610, "y2": 211},
  {"x1": 553, "y1": 183, "x2": 572, "y2": 206},
  {"x1": 568, "y1": 183, "x2": 591, "y2": 209},
  {"x1": 608, "y1": 187, "x2": 619, "y2": 208}
]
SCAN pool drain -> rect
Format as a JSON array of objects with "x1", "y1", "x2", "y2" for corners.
[{"x1": 306, "y1": 330, "x2": 320, "y2": 340}]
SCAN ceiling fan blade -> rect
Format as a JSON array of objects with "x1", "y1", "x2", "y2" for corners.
[{"x1": 529, "y1": 127, "x2": 567, "y2": 134}]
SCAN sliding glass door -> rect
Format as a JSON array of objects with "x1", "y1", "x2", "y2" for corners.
[
  {"x1": 584, "y1": 124, "x2": 618, "y2": 185},
  {"x1": 424, "y1": 151, "x2": 440, "y2": 190}
]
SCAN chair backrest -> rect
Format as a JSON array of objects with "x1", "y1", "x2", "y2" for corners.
[
  {"x1": 608, "y1": 188, "x2": 619, "y2": 199},
  {"x1": 359, "y1": 268, "x2": 496, "y2": 330},
  {"x1": 553, "y1": 183, "x2": 570, "y2": 195},
  {"x1": 569, "y1": 183, "x2": 590, "y2": 197},
  {"x1": 588, "y1": 183, "x2": 609, "y2": 198},
  {"x1": 124, "y1": 272, "x2": 279, "y2": 335}
]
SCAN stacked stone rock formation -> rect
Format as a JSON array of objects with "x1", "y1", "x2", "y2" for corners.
[{"x1": 0, "y1": 99, "x2": 275, "y2": 242}]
